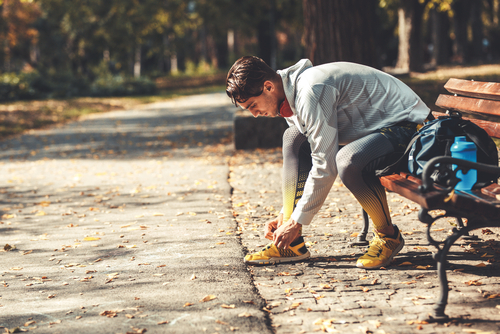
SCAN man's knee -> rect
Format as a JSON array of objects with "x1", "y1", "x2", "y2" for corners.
[
  {"x1": 283, "y1": 126, "x2": 306, "y2": 151},
  {"x1": 336, "y1": 146, "x2": 362, "y2": 180}
]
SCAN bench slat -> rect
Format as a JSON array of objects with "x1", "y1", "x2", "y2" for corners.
[
  {"x1": 435, "y1": 94, "x2": 500, "y2": 119},
  {"x1": 481, "y1": 183, "x2": 500, "y2": 198},
  {"x1": 379, "y1": 174, "x2": 447, "y2": 209},
  {"x1": 444, "y1": 78, "x2": 500, "y2": 101},
  {"x1": 432, "y1": 111, "x2": 500, "y2": 138},
  {"x1": 448, "y1": 190, "x2": 500, "y2": 221}
]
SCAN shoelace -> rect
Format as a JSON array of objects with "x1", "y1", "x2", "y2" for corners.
[
  {"x1": 258, "y1": 243, "x2": 273, "y2": 253},
  {"x1": 366, "y1": 236, "x2": 386, "y2": 256}
]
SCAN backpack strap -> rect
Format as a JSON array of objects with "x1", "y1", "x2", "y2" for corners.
[
  {"x1": 460, "y1": 120, "x2": 492, "y2": 158},
  {"x1": 375, "y1": 132, "x2": 421, "y2": 177}
]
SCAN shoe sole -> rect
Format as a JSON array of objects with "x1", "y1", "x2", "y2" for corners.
[
  {"x1": 356, "y1": 238, "x2": 405, "y2": 269},
  {"x1": 244, "y1": 251, "x2": 311, "y2": 265}
]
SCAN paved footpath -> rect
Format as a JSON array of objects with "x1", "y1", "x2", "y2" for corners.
[
  {"x1": 1, "y1": 92, "x2": 499, "y2": 334},
  {"x1": 0, "y1": 93, "x2": 271, "y2": 334}
]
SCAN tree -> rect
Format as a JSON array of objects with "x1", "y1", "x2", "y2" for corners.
[
  {"x1": 0, "y1": 0, "x2": 40, "y2": 71},
  {"x1": 429, "y1": 5, "x2": 452, "y2": 66},
  {"x1": 302, "y1": 0, "x2": 379, "y2": 67},
  {"x1": 394, "y1": 0, "x2": 428, "y2": 72}
]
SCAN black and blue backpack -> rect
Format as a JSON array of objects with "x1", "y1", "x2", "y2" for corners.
[{"x1": 377, "y1": 112, "x2": 499, "y2": 189}]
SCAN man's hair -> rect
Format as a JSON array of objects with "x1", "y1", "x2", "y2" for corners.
[{"x1": 226, "y1": 56, "x2": 277, "y2": 106}]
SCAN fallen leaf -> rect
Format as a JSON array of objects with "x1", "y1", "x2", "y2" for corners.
[
  {"x1": 83, "y1": 237, "x2": 101, "y2": 241},
  {"x1": 190, "y1": 274, "x2": 196, "y2": 280},
  {"x1": 238, "y1": 312, "x2": 252, "y2": 318},
  {"x1": 416, "y1": 265, "x2": 430, "y2": 270},
  {"x1": 221, "y1": 304, "x2": 236, "y2": 309},
  {"x1": 183, "y1": 302, "x2": 193, "y2": 307},
  {"x1": 157, "y1": 320, "x2": 169, "y2": 325},
  {"x1": 398, "y1": 261, "x2": 413, "y2": 266},
  {"x1": 3, "y1": 244, "x2": 16, "y2": 251},
  {"x1": 199, "y1": 295, "x2": 217, "y2": 303},
  {"x1": 465, "y1": 280, "x2": 482, "y2": 286},
  {"x1": 100, "y1": 310, "x2": 118, "y2": 318}
]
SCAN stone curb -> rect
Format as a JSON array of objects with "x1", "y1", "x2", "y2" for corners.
[{"x1": 233, "y1": 111, "x2": 288, "y2": 150}]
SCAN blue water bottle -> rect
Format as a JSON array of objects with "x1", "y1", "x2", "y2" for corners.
[{"x1": 450, "y1": 136, "x2": 477, "y2": 190}]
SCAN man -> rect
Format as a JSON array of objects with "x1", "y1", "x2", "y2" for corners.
[{"x1": 226, "y1": 56, "x2": 430, "y2": 269}]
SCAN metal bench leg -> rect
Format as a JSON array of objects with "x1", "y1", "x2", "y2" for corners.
[
  {"x1": 431, "y1": 228, "x2": 463, "y2": 321},
  {"x1": 348, "y1": 209, "x2": 370, "y2": 247},
  {"x1": 455, "y1": 217, "x2": 479, "y2": 240}
]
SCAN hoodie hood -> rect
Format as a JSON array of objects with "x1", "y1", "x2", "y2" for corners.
[{"x1": 277, "y1": 59, "x2": 313, "y2": 114}]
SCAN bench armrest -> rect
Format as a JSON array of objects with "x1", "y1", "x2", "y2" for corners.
[{"x1": 420, "y1": 156, "x2": 500, "y2": 193}]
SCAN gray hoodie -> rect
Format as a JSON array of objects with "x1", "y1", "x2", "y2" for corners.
[{"x1": 277, "y1": 59, "x2": 430, "y2": 225}]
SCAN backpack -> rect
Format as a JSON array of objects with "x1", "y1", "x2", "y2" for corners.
[{"x1": 377, "y1": 112, "x2": 499, "y2": 189}]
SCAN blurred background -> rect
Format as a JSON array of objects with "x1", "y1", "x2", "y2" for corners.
[
  {"x1": 2, "y1": 0, "x2": 500, "y2": 100},
  {"x1": 1, "y1": 0, "x2": 500, "y2": 138}
]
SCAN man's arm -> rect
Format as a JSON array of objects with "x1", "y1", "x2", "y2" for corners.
[
  {"x1": 273, "y1": 84, "x2": 340, "y2": 248},
  {"x1": 289, "y1": 84, "x2": 339, "y2": 225}
]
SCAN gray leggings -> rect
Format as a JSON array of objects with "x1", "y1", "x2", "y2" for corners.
[{"x1": 282, "y1": 123, "x2": 416, "y2": 230}]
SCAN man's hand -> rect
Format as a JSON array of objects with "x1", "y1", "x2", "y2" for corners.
[
  {"x1": 273, "y1": 218, "x2": 301, "y2": 249},
  {"x1": 264, "y1": 213, "x2": 283, "y2": 240}
]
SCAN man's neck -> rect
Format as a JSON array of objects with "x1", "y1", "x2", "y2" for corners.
[{"x1": 275, "y1": 77, "x2": 286, "y2": 105}]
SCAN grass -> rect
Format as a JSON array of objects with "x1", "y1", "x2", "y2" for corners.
[
  {"x1": 402, "y1": 63, "x2": 500, "y2": 111},
  {"x1": 0, "y1": 85, "x2": 225, "y2": 140},
  {"x1": 1, "y1": 63, "x2": 499, "y2": 141}
]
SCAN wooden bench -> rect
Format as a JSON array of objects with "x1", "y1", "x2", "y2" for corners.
[{"x1": 353, "y1": 78, "x2": 500, "y2": 321}]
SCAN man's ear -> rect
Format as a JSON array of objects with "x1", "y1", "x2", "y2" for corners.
[{"x1": 263, "y1": 80, "x2": 274, "y2": 92}]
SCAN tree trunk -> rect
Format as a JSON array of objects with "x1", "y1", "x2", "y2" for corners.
[
  {"x1": 170, "y1": 54, "x2": 178, "y2": 74},
  {"x1": 215, "y1": 33, "x2": 228, "y2": 70},
  {"x1": 2, "y1": 0, "x2": 11, "y2": 72},
  {"x1": 470, "y1": 0, "x2": 484, "y2": 62},
  {"x1": 396, "y1": 7, "x2": 410, "y2": 71},
  {"x1": 302, "y1": 0, "x2": 378, "y2": 67},
  {"x1": 452, "y1": 0, "x2": 472, "y2": 63},
  {"x1": 134, "y1": 45, "x2": 141, "y2": 78},
  {"x1": 396, "y1": 0, "x2": 426, "y2": 72},
  {"x1": 430, "y1": 8, "x2": 451, "y2": 66}
]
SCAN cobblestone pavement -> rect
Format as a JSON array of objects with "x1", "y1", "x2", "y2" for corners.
[{"x1": 229, "y1": 148, "x2": 500, "y2": 334}]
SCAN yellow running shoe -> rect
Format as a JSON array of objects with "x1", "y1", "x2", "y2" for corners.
[
  {"x1": 356, "y1": 225, "x2": 405, "y2": 269},
  {"x1": 244, "y1": 236, "x2": 310, "y2": 265}
]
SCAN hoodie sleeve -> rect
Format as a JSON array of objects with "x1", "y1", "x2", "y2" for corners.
[{"x1": 290, "y1": 84, "x2": 339, "y2": 225}]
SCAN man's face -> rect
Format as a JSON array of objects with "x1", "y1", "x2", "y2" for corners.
[{"x1": 239, "y1": 81, "x2": 279, "y2": 118}]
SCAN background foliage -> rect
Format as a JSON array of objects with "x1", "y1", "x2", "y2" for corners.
[{"x1": 1, "y1": 0, "x2": 500, "y2": 101}]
